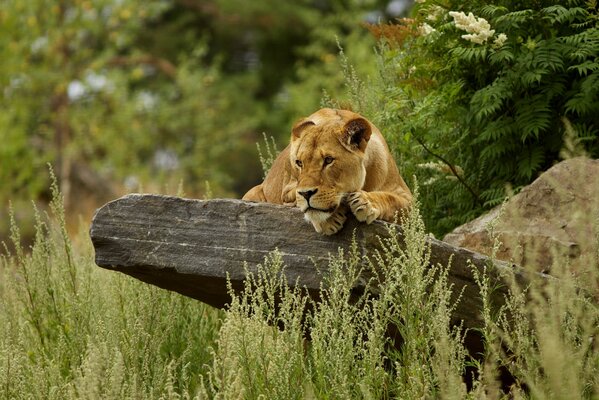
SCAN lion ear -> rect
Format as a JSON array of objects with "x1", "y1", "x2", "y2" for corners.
[
  {"x1": 291, "y1": 119, "x2": 315, "y2": 139},
  {"x1": 343, "y1": 117, "x2": 371, "y2": 152}
]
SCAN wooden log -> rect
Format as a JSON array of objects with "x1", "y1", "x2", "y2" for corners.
[{"x1": 90, "y1": 194, "x2": 529, "y2": 330}]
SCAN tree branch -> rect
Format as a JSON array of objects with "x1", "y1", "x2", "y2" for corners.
[{"x1": 413, "y1": 136, "x2": 484, "y2": 207}]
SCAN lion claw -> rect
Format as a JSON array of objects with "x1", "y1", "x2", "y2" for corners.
[
  {"x1": 347, "y1": 192, "x2": 379, "y2": 224},
  {"x1": 312, "y1": 209, "x2": 347, "y2": 235}
]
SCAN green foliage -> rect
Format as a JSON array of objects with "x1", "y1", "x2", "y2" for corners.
[
  {"x1": 256, "y1": 133, "x2": 280, "y2": 178},
  {"x1": 0, "y1": 184, "x2": 222, "y2": 398},
  {"x1": 363, "y1": 0, "x2": 599, "y2": 236},
  {"x1": 0, "y1": 0, "x2": 260, "y2": 203}
]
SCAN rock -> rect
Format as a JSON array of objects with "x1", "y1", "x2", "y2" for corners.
[
  {"x1": 90, "y1": 195, "x2": 536, "y2": 331},
  {"x1": 444, "y1": 157, "x2": 599, "y2": 272}
]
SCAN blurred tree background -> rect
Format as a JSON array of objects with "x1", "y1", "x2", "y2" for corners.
[
  {"x1": 2, "y1": 0, "x2": 598, "y2": 241},
  {"x1": 0, "y1": 0, "x2": 402, "y2": 240}
]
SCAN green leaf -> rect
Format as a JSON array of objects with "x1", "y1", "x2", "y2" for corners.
[
  {"x1": 541, "y1": 5, "x2": 588, "y2": 24},
  {"x1": 568, "y1": 61, "x2": 599, "y2": 76}
]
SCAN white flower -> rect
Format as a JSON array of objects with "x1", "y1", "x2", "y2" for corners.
[
  {"x1": 417, "y1": 162, "x2": 444, "y2": 172},
  {"x1": 449, "y1": 11, "x2": 495, "y2": 44},
  {"x1": 67, "y1": 80, "x2": 86, "y2": 101},
  {"x1": 85, "y1": 72, "x2": 109, "y2": 91},
  {"x1": 417, "y1": 161, "x2": 464, "y2": 176},
  {"x1": 418, "y1": 23, "x2": 436, "y2": 36},
  {"x1": 424, "y1": 177, "x2": 438, "y2": 186},
  {"x1": 136, "y1": 90, "x2": 158, "y2": 111},
  {"x1": 426, "y1": 5, "x2": 445, "y2": 22},
  {"x1": 461, "y1": 33, "x2": 491, "y2": 44},
  {"x1": 493, "y1": 33, "x2": 508, "y2": 48},
  {"x1": 30, "y1": 36, "x2": 48, "y2": 54},
  {"x1": 415, "y1": 0, "x2": 426, "y2": 3}
]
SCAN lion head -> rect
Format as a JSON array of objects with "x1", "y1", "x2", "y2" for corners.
[{"x1": 289, "y1": 109, "x2": 372, "y2": 225}]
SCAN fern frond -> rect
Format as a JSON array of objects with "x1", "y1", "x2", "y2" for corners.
[
  {"x1": 480, "y1": 186, "x2": 508, "y2": 207},
  {"x1": 541, "y1": 79, "x2": 567, "y2": 100},
  {"x1": 568, "y1": 61, "x2": 599, "y2": 76},
  {"x1": 489, "y1": 48, "x2": 515, "y2": 65},
  {"x1": 534, "y1": 43, "x2": 565, "y2": 72},
  {"x1": 565, "y1": 73, "x2": 599, "y2": 116},
  {"x1": 470, "y1": 78, "x2": 512, "y2": 122},
  {"x1": 449, "y1": 46, "x2": 488, "y2": 64},
  {"x1": 516, "y1": 147, "x2": 545, "y2": 180},
  {"x1": 477, "y1": 118, "x2": 515, "y2": 142},
  {"x1": 541, "y1": 5, "x2": 587, "y2": 24},
  {"x1": 479, "y1": 4, "x2": 509, "y2": 18},
  {"x1": 495, "y1": 9, "x2": 534, "y2": 27},
  {"x1": 515, "y1": 97, "x2": 552, "y2": 141},
  {"x1": 520, "y1": 70, "x2": 545, "y2": 86},
  {"x1": 479, "y1": 139, "x2": 515, "y2": 160}
]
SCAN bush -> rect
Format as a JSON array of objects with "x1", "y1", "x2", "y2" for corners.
[
  {"x1": 363, "y1": 0, "x2": 599, "y2": 236},
  {"x1": 0, "y1": 180, "x2": 222, "y2": 399}
]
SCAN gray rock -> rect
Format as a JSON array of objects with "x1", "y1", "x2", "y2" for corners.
[
  {"x1": 90, "y1": 195, "x2": 536, "y2": 331},
  {"x1": 444, "y1": 157, "x2": 599, "y2": 272}
]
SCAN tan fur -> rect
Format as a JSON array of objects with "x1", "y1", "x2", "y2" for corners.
[{"x1": 243, "y1": 108, "x2": 412, "y2": 235}]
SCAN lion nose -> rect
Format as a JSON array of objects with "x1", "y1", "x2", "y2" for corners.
[{"x1": 298, "y1": 188, "x2": 318, "y2": 201}]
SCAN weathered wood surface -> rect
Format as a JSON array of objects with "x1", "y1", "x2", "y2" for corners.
[{"x1": 90, "y1": 194, "x2": 527, "y2": 330}]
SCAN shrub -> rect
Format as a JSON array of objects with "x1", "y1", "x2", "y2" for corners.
[{"x1": 364, "y1": 0, "x2": 599, "y2": 236}]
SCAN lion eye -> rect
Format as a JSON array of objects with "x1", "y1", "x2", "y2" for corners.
[
  {"x1": 323, "y1": 156, "x2": 334, "y2": 165},
  {"x1": 295, "y1": 160, "x2": 303, "y2": 168}
]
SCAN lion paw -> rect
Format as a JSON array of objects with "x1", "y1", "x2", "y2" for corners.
[
  {"x1": 347, "y1": 192, "x2": 379, "y2": 224},
  {"x1": 312, "y1": 209, "x2": 347, "y2": 236}
]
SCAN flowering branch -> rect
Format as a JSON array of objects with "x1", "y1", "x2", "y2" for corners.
[{"x1": 449, "y1": 11, "x2": 495, "y2": 44}]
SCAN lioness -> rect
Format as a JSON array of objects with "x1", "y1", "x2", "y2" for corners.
[{"x1": 243, "y1": 108, "x2": 412, "y2": 235}]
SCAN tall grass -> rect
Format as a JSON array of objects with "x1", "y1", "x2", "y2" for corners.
[
  {"x1": 2, "y1": 182, "x2": 598, "y2": 398},
  {"x1": 474, "y1": 227, "x2": 599, "y2": 399},
  {"x1": 0, "y1": 181, "x2": 222, "y2": 399},
  {"x1": 201, "y1": 196, "x2": 475, "y2": 399},
  {"x1": 203, "y1": 191, "x2": 599, "y2": 399}
]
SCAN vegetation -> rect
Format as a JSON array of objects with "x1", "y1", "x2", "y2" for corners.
[
  {"x1": 1, "y1": 179, "x2": 222, "y2": 398},
  {"x1": 2, "y1": 0, "x2": 599, "y2": 398},
  {"x1": 2, "y1": 184, "x2": 598, "y2": 398},
  {"x1": 358, "y1": 0, "x2": 599, "y2": 236}
]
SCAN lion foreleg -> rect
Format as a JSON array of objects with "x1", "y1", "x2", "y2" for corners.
[
  {"x1": 310, "y1": 204, "x2": 349, "y2": 235},
  {"x1": 347, "y1": 190, "x2": 411, "y2": 224},
  {"x1": 243, "y1": 185, "x2": 267, "y2": 202},
  {"x1": 281, "y1": 180, "x2": 298, "y2": 206}
]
